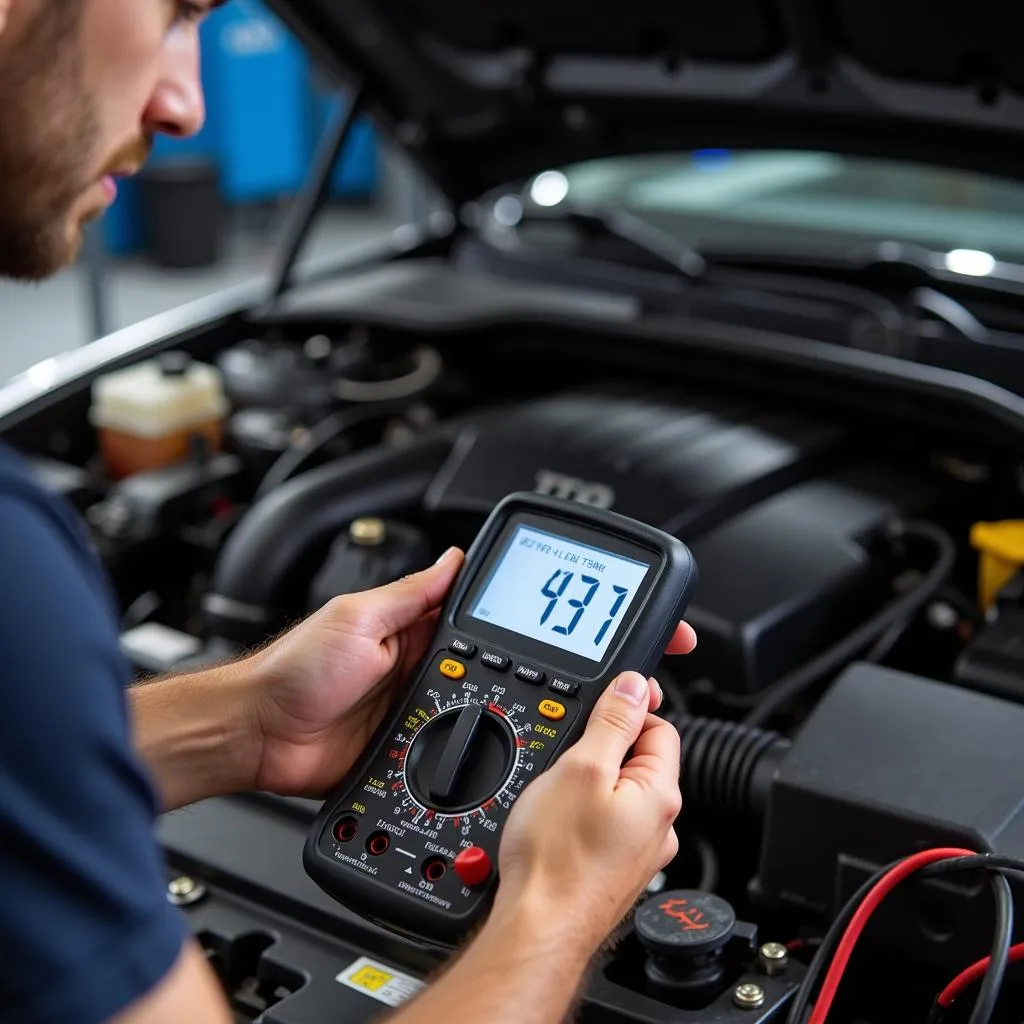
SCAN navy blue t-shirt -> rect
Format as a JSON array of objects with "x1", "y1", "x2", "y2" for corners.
[{"x1": 0, "y1": 444, "x2": 187, "y2": 1022}]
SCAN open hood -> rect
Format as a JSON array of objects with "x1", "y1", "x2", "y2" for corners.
[{"x1": 265, "y1": 0, "x2": 1024, "y2": 204}]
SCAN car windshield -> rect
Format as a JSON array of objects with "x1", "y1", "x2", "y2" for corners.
[{"x1": 518, "y1": 150, "x2": 1024, "y2": 265}]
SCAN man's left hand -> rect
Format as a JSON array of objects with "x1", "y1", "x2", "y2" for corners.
[
  {"x1": 245, "y1": 546, "x2": 466, "y2": 798},
  {"x1": 234, "y1": 547, "x2": 696, "y2": 801}
]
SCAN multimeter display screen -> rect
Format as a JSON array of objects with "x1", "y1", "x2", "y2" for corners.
[{"x1": 467, "y1": 524, "x2": 650, "y2": 661}]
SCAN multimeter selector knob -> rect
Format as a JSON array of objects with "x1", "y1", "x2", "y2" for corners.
[{"x1": 405, "y1": 706, "x2": 515, "y2": 814}]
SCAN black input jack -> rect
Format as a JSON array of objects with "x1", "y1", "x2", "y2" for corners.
[
  {"x1": 422, "y1": 856, "x2": 447, "y2": 883},
  {"x1": 333, "y1": 816, "x2": 359, "y2": 843},
  {"x1": 366, "y1": 831, "x2": 391, "y2": 856}
]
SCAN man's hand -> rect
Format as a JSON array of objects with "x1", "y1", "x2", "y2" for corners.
[
  {"x1": 247, "y1": 546, "x2": 465, "y2": 797},
  {"x1": 385, "y1": 663, "x2": 694, "y2": 1024},
  {"x1": 493, "y1": 671, "x2": 685, "y2": 949},
  {"x1": 130, "y1": 547, "x2": 465, "y2": 810},
  {"x1": 131, "y1": 541, "x2": 695, "y2": 815}
]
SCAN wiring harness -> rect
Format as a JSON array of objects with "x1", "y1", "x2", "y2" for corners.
[{"x1": 784, "y1": 848, "x2": 1024, "y2": 1024}]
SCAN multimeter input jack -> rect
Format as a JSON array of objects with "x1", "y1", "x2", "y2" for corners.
[
  {"x1": 422, "y1": 857, "x2": 448, "y2": 883},
  {"x1": 365, "y1": 831, "x2": 391, "y2": 856},
  {"x1": 333, "y1": 816, "x2": 359, "y2": 843}
]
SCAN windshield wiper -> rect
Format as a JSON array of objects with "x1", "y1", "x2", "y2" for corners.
[
  {"x1": 477, "y1": 199, "x2": 1024, "y2": 348},
  {"x1": 481, "y1": 200, "x2": 706, "y2": 284}
]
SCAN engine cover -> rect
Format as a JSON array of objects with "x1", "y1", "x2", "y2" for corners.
[
  {"x1": 424, "y1": 385, "x2": 937, "y2": 694},
  {"x1": 426, "y1": 385, "x2": 845, "y2": 529}
]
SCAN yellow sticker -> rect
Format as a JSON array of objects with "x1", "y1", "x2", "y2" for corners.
[
  {"x1": 350, "y1": 966, "x2": 392, "y2": 991},
  {"x1": 337, "y1": 957, "x2": 426, "y2": 1006}
]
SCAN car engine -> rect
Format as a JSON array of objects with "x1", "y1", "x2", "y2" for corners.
[{"x1": 12, "y1": 270, "x2": 1024, "y2": 1021}]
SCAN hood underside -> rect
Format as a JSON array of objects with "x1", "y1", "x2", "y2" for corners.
[{"x1": 266, "y1": 0, "x2": 1024, "y2": 203}]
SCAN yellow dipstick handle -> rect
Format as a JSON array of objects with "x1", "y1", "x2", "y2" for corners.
[{"x1": 970, "y1": 520, "x2": 1024, "y2": 610}]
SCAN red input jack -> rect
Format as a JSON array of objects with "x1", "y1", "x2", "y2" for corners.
[
  {"x1": 366, "y1": 831, "x2": 391, "y2": 856},
  {"x1": 333, "y1": 816, "x2": 359, "y2": 843},
  {"x1": 422, "y1": 857, "x2": 448, "y2": 883}
]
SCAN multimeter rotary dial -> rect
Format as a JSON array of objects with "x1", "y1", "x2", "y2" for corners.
[{"x1": 404, "y1": 704, "x2": 516, "y2": 814}]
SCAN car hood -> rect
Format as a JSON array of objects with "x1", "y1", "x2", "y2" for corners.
[{"x1": 266, "y1": 0, "x2": 1024, "y2": 203}]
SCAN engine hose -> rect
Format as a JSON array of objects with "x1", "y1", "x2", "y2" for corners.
[
  {"x1": 204, "y1": 432, "x2": 455, "y2": 644},
  {"x1": 741, "y1": 519, "x2": 956, "y2": 729},
  {"x1": 254, "y1": 399, "x2": 414, "y2": 501},
  {"x1": 677, "y1": 716, "x2": 792, "y2": 825}
]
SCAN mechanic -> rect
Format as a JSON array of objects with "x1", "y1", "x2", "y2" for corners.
[{"x1": 0, "y1": 3, "x2": 697, "y2": 1022}]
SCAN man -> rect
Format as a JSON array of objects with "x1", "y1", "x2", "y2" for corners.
[{"x1": 0, "y1": 2, "x2": 697, "y2": 1022}]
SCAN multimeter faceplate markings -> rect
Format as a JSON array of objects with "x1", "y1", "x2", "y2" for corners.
[
  {"x1": 387, "y1": 658, "x2": 562, "y2": 829},
  {"x1": 323, "y1": 651, "x2": 579, "y2": 911}
]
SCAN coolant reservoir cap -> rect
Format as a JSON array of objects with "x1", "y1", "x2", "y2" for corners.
[
  {"x1": 635, "y1": 889, "x2": 736, "y2": 958},
  {"x1": 158, "y1": 350, "x2": 192, "y2": 377}
]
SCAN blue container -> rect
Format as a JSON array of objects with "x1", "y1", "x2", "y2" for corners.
[
  {"x1": 314, "y1": 91, "x2": 378, "y2": 198},
  {"x1": 203, "y1": 0, "x2": 308, "y2": 203}
]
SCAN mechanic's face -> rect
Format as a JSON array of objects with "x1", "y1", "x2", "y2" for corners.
[{"x1": 0, "y1": 0, "x2": 212, "y2": 281}]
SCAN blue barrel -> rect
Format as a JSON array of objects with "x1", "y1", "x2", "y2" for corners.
[{"x1": 203, "y1": 0, "x2": 308, "y2": 203}]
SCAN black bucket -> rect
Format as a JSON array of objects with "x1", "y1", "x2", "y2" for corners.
[{"x1": 138, "y1": 158, "x2": 222, "y2": 269}]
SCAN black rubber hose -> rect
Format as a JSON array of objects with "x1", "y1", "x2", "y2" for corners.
[
  {"x1": 204, "y1": 432, "x2": 454, "y2": 644},
  {"x1": 677, "y1": 716, "x2": 792, "y2": 825},
  {"x1": 742, "y1": 520, "x2": 957, "y2": 729},
  {"x1": 253, "y1": 399, "x2": 412, "y2": 501}
]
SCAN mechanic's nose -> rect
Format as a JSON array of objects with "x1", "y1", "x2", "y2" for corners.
[{"x1": 144, "y1": 41, "x2": 205, "y2": 138}]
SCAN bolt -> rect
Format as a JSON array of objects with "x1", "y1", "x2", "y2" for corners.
[
  {"x1": 759, "y1": 942, "x2": 789, "y2": 974},
  {"x1": 349, "y1": 517, "x2": 386, "y2": 546},
  {"x1": 167, "y1": 876, "x2": 206, "y2": 906},
  {"x1": 733, "y1": 983, "x2": 766, "y2": 1010},
  {"x1": 927, "y1": 601, "x2": 958, "y2": 630}
]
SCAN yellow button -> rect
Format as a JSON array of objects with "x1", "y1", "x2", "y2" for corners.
[
  {"x1": 439, "y1": 658, "x2": 466, "y2": 680},
  {"x1": 539, "y1": 699, "x2": 566, "y2": 721}
]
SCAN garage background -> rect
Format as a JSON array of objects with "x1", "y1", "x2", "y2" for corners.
[{"x1": 5, "y1": 0, "x2": 1024, "y2": 383}]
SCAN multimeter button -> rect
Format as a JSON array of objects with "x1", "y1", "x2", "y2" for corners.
[
  {"x1": 448, "y1": 639, "x2": 476, "y2": 657},
  {"x1": 439, "y1": 659, "x2": 466, "y2": 680},
  {"x1": 515, "y1": 664, "x2": 545, "y2": 685},
  {"x1": 549, "y1": 677, "x2": 580, "y2": 698},
  {"x1": 453, "y1": 846, "x2": 492, "y2": 886},
  {"x1": 480, "y1": 651, "x2": 510, "y2": 672},
  {"x1": 538, "y1": 699, "x2": 566, "y2": 721}
]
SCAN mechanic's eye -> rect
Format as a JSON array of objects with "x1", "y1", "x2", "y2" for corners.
[{"x1": 175, "y1": 1, "x2": 205, "y2": 23}]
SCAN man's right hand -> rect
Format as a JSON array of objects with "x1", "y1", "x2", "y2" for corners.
[{"x1": 493, "y1": 671, "x2": 682, "y2": 951}]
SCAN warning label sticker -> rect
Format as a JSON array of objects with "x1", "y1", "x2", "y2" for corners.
[{"x1": 335, "y1": 956, "x2": 426, "y2": 1007}]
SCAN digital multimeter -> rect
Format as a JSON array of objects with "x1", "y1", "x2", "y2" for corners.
[{"x1": 303, "y1": 491, "x2": 698, "y2": 946}]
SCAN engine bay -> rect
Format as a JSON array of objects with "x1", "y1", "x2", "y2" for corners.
[{"x1": 8, "y1": 256, "x2": 1024, "y2": 1022}]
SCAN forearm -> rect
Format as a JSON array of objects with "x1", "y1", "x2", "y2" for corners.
[
  {"x1": 128, "y1": 656, "x2": 264, "y2": 811},
  {"x1": 390, "y1": 898, "x2": 594, "y2": 1024}
]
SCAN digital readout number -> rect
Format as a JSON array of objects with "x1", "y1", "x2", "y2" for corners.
[{"x1": 539, "y1": 570, "x2": 629, "y2": 647}]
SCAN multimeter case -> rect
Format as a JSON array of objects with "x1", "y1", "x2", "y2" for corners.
[{"x1": 303, "y1": 491, "x2": 698, "y2": 947}]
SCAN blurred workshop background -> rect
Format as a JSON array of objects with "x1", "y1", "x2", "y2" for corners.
[
  {"x1": 0, "y1": 0, "x2": 440, "y2": 382},
  {"x1": 6, "y1": 0, "x2": 1024, "y2": 385}
]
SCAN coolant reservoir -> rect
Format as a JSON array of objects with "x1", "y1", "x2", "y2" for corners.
[{"x1": 90, "y1": 352, "x2": 229, "y2": 478}]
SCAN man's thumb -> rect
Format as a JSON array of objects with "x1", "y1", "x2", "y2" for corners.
[
  {"x1": 366, "y1": 546, "x2": 463, "y2": 633},
  {"x1": 571, "y1": 671, "x2": 652, "y2": 775}
]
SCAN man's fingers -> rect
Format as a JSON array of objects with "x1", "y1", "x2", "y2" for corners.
[
  {"x1": 665, "y1": 621, "x2": 697, "y2": 655},
  {"x1": 359, "y1": 547, "x2": 464, "y2": 634},
  {"x1": 648, "y1": 676, "x2": 664, "y2": 712},
  {"x1": 619, "y1": 714, "x2": 682, "y2": 815},
  {"x1": 570, "y1": 672, "x2": 653, "y2": 778},
  {"x1": 622, "y1": 714, "x2": 681, "y2": 780}
]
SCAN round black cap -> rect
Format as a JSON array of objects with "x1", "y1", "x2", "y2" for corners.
[{"x1": 634, "y1": 889, "x2": 736, "y2": 958}]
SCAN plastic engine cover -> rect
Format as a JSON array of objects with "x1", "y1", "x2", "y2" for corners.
[{"x1": 425, "y1": 385, "x2": 936, "y2": 693}]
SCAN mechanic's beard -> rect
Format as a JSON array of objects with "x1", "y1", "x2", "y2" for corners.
[{"x1": 0, "y1": 8, "x2": 100, "y2": 281}]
